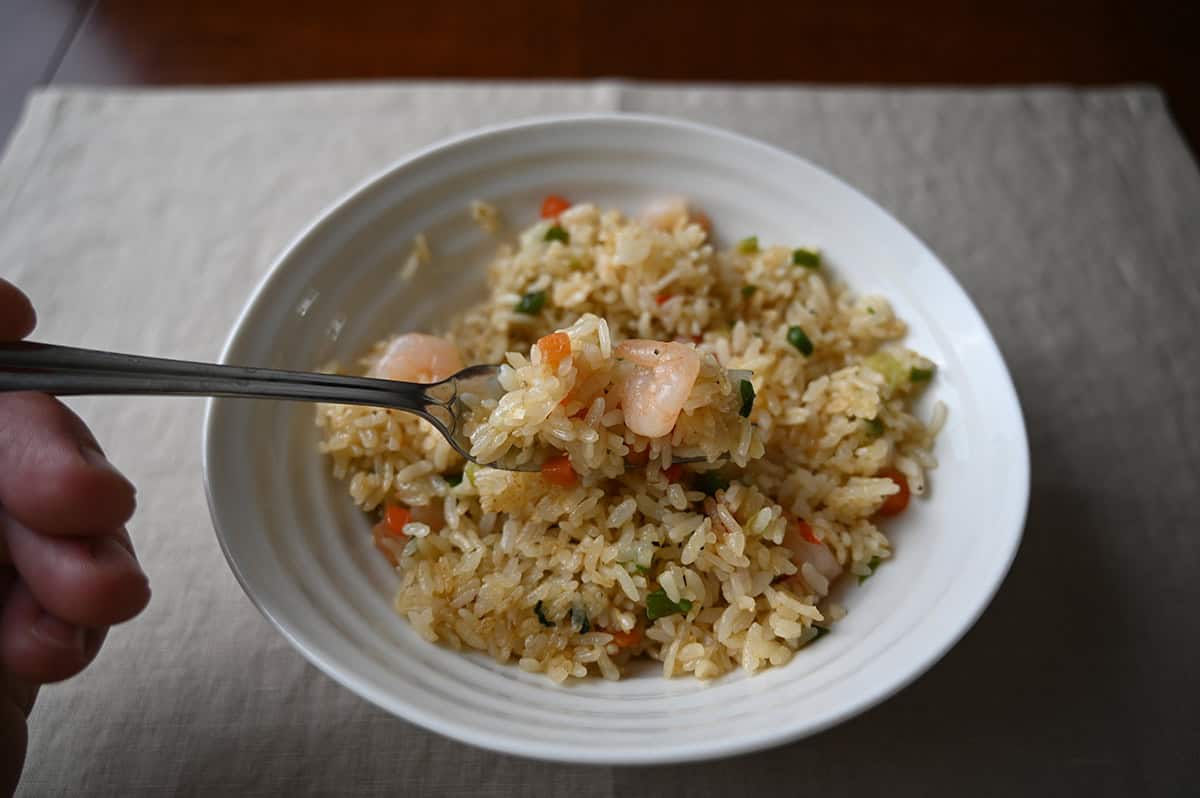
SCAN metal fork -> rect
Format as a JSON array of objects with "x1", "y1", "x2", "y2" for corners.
[
  {"x1": 0, "y1": 341, "x2": 529, "y2": 469},
  {"x1": 0, "y1": 341, "x2": 723, "y2": 473}
]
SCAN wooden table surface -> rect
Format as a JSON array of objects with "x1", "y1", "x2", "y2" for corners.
[{"x1": 2, "y1": 0, "x2": 1198, "y2": 153}]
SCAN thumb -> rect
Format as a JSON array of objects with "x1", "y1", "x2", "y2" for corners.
[{"x1": 0, "y1": 279, "x2": 36, "y2": 342}]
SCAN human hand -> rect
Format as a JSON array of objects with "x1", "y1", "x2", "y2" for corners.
[{"x1": 0, "y1": 278, "x2": 150, "y2": 795}]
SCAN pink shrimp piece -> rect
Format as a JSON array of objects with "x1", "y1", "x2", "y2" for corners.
[
  {"x1": 372, "y1": 333, "x2": 463, "y2": 383},
  {"x1": 639, "y1": 196, "x2": 712, "y2": 236},
  {"x1": 613, "y1": 339, "x2": 701, "y2": 438}
]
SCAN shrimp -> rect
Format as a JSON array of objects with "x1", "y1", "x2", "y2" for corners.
[
  {"x1": 639, "y1": 196, "x2": 712, "y2": 236},
  {"x1": 781, "y1": 521, "x2": 843, "y2": 597},
  {"x1": 371, "y1": 332, "x2": 464, "y2": 383},
  {"x1": 613, "y1": 339, "x2": 701, "y2": 438}
]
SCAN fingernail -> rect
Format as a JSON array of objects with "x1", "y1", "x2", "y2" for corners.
[
  {"x1": 80, "y1": 445, "x2": 136, "y2": 493},
  {"x1": 31, "y1": 613, "x2": 85, "y2": 652}
]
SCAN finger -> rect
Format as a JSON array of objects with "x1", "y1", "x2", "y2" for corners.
[
  {"x1": 0, "y1": 580, "x2": 103, "y2": 684},
  {"x1": 0, "y1": 392, "x2": 136, "y2": 536},
  {"x1": 0, "y1": 279, "x2": 36, "y2": 341},
  {"x1": 0, "y1": 566, "x2": 12, "y2": 605},
  {"x1": 0, "y1": 687, "x2": 26, "y2": 798},
  {"x1": 0, "y1": 568, "x2": 38, "y2": 714},
  {"x1": 2, "y1": 516, "x2": 149, "y2": 627}
]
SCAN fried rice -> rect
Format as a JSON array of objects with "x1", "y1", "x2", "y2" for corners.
[{"x1": 316, "y1": 197, "x2": 944, "y2": 683}]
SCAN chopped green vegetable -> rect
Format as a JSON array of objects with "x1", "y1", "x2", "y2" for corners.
[
  {"x1": 737, "y1": 236, "x2": 759, "y2": 254},
  {"x1": 635, "y1": 564, "x2": 651, "y2": 576},
  {"x1": 543, "y1": 225, "x2": 569, "y2": 244},
  {"x1": 812, "y1": 625, "x2": 830, "y2": 640},
  {"x1": 534, "y1": 600, "x2": 554, "y2": 627},
  {"x1": 738, "y1": 379, "x2": 756, "y2": 418},
  {"x1": 864, "y1": 417, "x2": 885, "y2": 438},
  {"x1": 910, "y1": 366, "x2": 934, "y2": 383},
  {"x1": 863, "y1": 351, "x2": 905, "y2": 393},
  {"x1": 445, "y1": 472, "x2": 464, "y2": 487},
  {"x1": 791, "y1": 248, "x2": 820, "y2": 269},
  {"x1": 857, "y1": 556, "x2": 883, "y2": 585},
  {"x1": 741, "y1": 284, "x2": 758, "y2": 299},
  {"x1": 567, "y1": 258, "x2": 584, "y2": 271},
  {"x1": 866, "y1": 306, "x2": 876, "y2": 315},
  {"x1": 515, "y1": 290, "x2": 547, "y2": 315},
  {"x1": 645, "y1": 590, "x2": 694, "y2": 621},
  {"x1": 787, "y1": 326, "x2": 814, "y2": 356},
  {"x1": 694, "y1": 472, "x2": 730, "y2": 496},
  {"x1": 571, "y1": 605, "x2": 590, "y2": 634}
]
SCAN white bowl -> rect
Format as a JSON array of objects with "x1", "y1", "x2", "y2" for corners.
[{"x1": 203, "y1": 114, "x2": 1029, "y2": 764}]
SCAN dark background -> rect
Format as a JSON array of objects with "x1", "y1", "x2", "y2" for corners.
[{"x1": 2, "y1": 0, "x2": 1198, "y2": 151}]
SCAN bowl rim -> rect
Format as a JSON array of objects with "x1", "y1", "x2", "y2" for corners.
[{"x1": 202, "y1": 111, "x2": 1030, "y2": 764}]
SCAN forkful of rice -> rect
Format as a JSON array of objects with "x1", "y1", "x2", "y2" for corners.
[
  {"x1": 0, "y1": 313, "x2": 758, "y2": 480},
  {"x1": 364, "y1": 312, "x2": 759, "y2": 481}
]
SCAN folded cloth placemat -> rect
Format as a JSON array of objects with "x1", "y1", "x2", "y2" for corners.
[{"x1": 1, "y1": 82, "x2": 1197, "y2": 797}]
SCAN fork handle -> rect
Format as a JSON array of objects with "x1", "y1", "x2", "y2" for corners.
[{"x1": 0, "y1": 341, "x2": 431, "y2": 413}]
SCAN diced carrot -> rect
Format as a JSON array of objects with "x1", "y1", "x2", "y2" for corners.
[
  {"x1": 541, "y1": 454, "x2": 578, "y2": 487},
  {"x1": 372, "y1": 521, "x2": 400, "y2": 566},
  {"x1": 571, "y1": 406, "x2": 589, "y2": 420},
  {"x1": 784, "y1": 513, "x2": 820, "y2": 544},
  {"x1": 663, "y1": 463, "x2": 684, "y2": 482},
  {"x1": 536, "y1": 331, "x2": 571, "y2": 369},
  {"x1": 795, "y1": 518, "x2": 820, "y2": 545},
  {"x1": 655, "y1": 293, "x2": 672, "y2": 305},
  {"x1": 610, "y1": 627, "x2": 643, "y2": 648},
  {"x1": 385, "y1": 504, "x2": 411, "y2": 535},
  {"x1": 877, "y1": 468, "x2": 911, "y2": 516},
  {"x1": 626, "y1": 447, "x2": 650, "y2": 467},
  {"x1": 540, "y1": 194, "x2": 571, "y2": 218}
]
